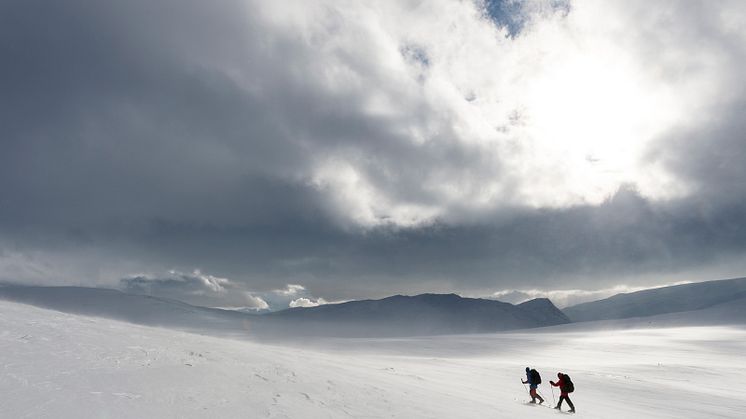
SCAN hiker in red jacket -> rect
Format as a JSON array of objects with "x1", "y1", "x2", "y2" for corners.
[{"x1": 550, "y1": 372, "x2": 575, "y2": 413}]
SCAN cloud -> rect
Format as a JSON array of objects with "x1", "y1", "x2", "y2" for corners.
[
  {"x1": 0, "y1": 0, "x2": 745, "y2": 302},
  {"x1": 283, "y1": 0, "x2": 742, "y2": 223},
  {"x1": 120, "y1": 270, "x2": 268, "y2": 309},
  {"x1": 243, "y1": 294, "x2": 271, "y2": 311},
  {"x1": 119, "y1": 274, "x2": 328, "y2": 311},
  {"x1": 5, "y1": 0, "x2": 741, "y2": 231},
  {"x1": 289, "y1": 297, "x2": 329, "y2": 308},
  {"x1": 122, "y1": 269, "x2": 230, "y2": 295},
  {"x1": 273, "y1": 284, "x2": 306, "y2": 296},
  {"x1": 270, "y1": 284, "x2": 336, "y2": 309}
]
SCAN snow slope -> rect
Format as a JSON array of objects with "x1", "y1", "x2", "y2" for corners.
[
  {"x1": 0, "y1": 285, "x2": 253, "y2": 335},
  {"x1": 2, "y1": 300, "x2": 745, "y2": 418},
  {"x1": 563, "y1": 277, "x2": 746, "y2": 322},
  {"x1": 543, "y1": 295, "x2": 746, "y2": 333}
]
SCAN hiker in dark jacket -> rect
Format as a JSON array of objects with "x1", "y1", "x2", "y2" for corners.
[
  {"x1": 550, "y1": 372, "x2": 575, "y2": 413},
  {"x1": 521, "y1": 367, "x2": 544, "y2": 404}
]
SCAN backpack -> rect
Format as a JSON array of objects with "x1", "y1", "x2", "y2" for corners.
[
  {"x1": 530, "y1": 369, "x2": 542, "y2": 385},
  {"x1": 563, "y1": 374, "x2": 574, "y2": 393}
]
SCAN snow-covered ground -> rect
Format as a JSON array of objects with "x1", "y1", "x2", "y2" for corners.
[{"x1": 2, "y1": 300, "x2": 745, "y2": 418}]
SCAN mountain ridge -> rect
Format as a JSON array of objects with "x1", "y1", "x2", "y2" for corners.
[
  {"x1": 0, "y1": 284, "x2": 569, "y2": 337},
  {"x1": 562, "y1": 276, "x2": 746, "y2": 322},
  {"x1": 264, "y1": 292, "x2": 570, "y2": 336}
]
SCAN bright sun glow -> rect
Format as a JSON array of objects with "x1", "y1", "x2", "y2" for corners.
[{"x1": 521, "y1": 45, "x2": 679, "y2": 204}]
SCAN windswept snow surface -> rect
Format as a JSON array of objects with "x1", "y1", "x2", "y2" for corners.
[{"x1": 2, "y1": 300, "x2": 745, "y2": 418}]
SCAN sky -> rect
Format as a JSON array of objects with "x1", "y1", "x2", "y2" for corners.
[{"x1": 1, "y1": 0, "x2": 746, "y2": 310}]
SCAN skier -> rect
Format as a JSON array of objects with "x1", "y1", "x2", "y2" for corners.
[
  {"x1": 550, "y1": 372, "x2": 575, "y2": 413},
  {"x1": 521, "y1": 367, "x2": 544, "y2": 404}
]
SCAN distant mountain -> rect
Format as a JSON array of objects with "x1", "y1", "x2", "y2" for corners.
[
  {"x1": 263, "y1": 293, "x2": 570, "y2": 337},
  {"x1": 0, "y1": 285, "x2": 569, "y2": 337},
  {"x1": 552, "y1": 294, "x2": 746, "y2": 332},
  {"x1": 563, "y1": 277, "x2": 746, "y2": 322},
  {"x1": 0, "y1": 285, "x2": 254, "y2": 335}
]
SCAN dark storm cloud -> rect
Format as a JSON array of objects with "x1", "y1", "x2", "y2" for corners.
[
  {"x1": 651, "y1": 101, "x2": 746, "y2": 208},
  {"x1": 101, "y1": 185, "x2": 746, "y2": 301},
  {"x1": 1, "y1": 0, "x2": 746, "y2": 304},
  {"x1": 0, "y1": 0, "x2": 492, "y2": 233}
]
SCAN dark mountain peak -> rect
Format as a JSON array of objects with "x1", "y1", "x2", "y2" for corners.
[
  {"x1": 518, "y1": 297, "x2": 554, "y2": 307},
  {"x1": 517, "y1": 298, "x2": 570, "y2": 325}
]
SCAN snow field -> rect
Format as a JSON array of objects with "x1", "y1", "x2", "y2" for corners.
[{"x1": 2, "y1": 300, "x2": 745, "y2": 418}]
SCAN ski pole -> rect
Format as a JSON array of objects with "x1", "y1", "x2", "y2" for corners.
[
  {"x1": 521, "y1": 380, "x2": 529, "y2": 395},
  {"x1": 551, "y1": 385, "x2": 556, "y2": 406}
]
